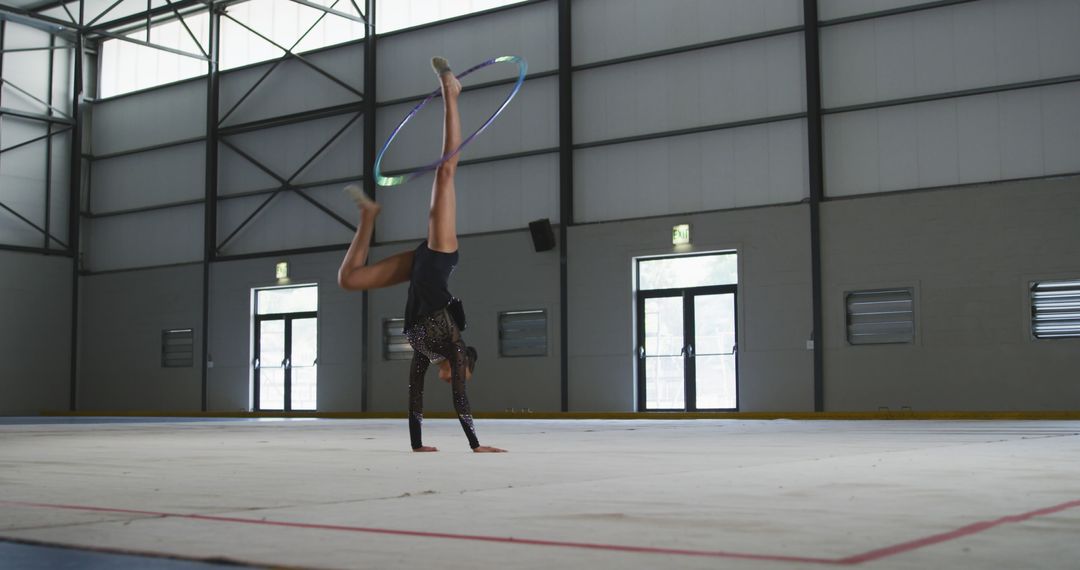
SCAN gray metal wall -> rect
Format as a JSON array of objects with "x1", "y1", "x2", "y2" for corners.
[
  {"x1": 568, "y1": 205, "x2": 814, "y2": 411},
  {"x1": 79, "y1": 265, "x2": 203, "y2": 410},
  {"x1": 87, "y1": 79, "x2": 207, "y2": 271},
  {"x1": 0, "y1": 250, "x2": 71, "y2": 413},
  {"x1": 6, "y1": 0, "x2": 1078, "y2": 414},
  {"x1": 207, "y1": 251, "x2": 365, "y2": 412},
  {"x1": 822, "y1": 177, "x2": 1080, "y2": 411}
]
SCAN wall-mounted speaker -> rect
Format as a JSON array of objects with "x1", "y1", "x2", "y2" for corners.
[{"x1": 528, "y1": 218, "x2": 556, "y2": 252}]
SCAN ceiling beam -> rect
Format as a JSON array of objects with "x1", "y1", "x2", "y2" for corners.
[{"x1": 0, "y1": 3, "x2": 81, "y2": 37}]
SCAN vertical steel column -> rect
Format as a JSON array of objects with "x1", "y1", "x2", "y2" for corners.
[
  {"x1": 44, "y1": 34, "x2": 56, "y2": 250},
  {"x1": 202, "y1": 7, "x2": 221, "y2": 411},
  {"x1": 0, "y1": 22, "x2": 5, "y2": 197},
  {"x1": 360, "y1": 0, "x2": 375, "y2": 412},
  {"x1": 803, "y1": 0, "x2": 825, "y2": 411},
  {"x1": 557, "y1": 0, "x2": 572, "y2": 412},
  {"x1": 68, "y1": 1, "x2": 84, "y2": 410}
]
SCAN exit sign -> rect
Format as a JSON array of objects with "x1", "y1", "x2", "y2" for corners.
[{"x1": 672, "y1": 224, "x2": 691, "y2": 245}]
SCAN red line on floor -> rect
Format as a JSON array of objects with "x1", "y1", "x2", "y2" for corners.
[
  {"x1": 836, "y1": 498, "x2": 1080, "y2": 565},
  {"x1": 3, "y1": 498, "x2": 1079, "y2": 565}
]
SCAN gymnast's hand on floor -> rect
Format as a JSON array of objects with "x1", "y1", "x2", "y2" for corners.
[
  {"x1": 473, "y1": 446, "x2": 507, "y2": 453},
  {"x1": 413, "y1": 446, "x2": 438, "y2": 452}
]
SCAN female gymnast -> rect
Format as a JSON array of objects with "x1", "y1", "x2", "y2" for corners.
[{"x1": 337, "y1": 57, "x2": 506, "y2": 454}]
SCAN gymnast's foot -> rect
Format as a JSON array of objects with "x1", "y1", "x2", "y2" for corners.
[
  {"x1": 344, "y1": 184, "x2": 379, "y2": 214},
  {"x1": 432, "y1": 57, "x2": 461, "y2": 98}
]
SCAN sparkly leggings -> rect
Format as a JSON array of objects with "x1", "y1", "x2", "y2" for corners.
[{"x1": 404, "y1": 308, "x2": 479, "y2": 450}]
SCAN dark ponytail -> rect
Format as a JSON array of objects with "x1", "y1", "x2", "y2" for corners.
[{"x1": 465, "y1": 346, "x2": 478, "y2": 374}]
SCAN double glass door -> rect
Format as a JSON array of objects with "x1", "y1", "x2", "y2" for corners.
[
  {"x1": 638, "y1": 286, "x2": 738, "y2": 411},
  {"x1": 254, "y1": 311, "x2": 317, "y2": 411}
]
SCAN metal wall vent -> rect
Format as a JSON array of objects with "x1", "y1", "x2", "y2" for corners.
[
  {"x1": 845, "y1": 289, "x2": 914, "y2": 345},
  {"x1": 383, "y1": 318, "x2": 414, "y2": 360},
  {"x1": 162, "y1": 329, "x2": 194, "y2": 367},
  {"x1": 499, "y1": 310, "x2": 548, "y2": 357},
  {"x1": 1031, "y1": 280, "x2": 1080, "y2": 339}
]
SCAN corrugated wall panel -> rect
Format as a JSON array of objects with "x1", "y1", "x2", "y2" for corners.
[
  {"x1": 573, "y1": 0, "x2": 802, "y2": 65},
  {"x1": 375, "y1": 152, "x2": 559, "y2": 243},
  {"x1": 91, "y1": 79, "x2": 207, "y2": 155},
  {"x1": 821, "y1": 0, "x2": 1080, "y2": 109},
  {"x1": 1, "y1": 25, "x2": 53, "y2": 116},
  {"x1": 90, "y1": 142, "x2": 206, "y2": 213},
  {"x1": 0, "y1": 250, "x2": 72, "y2": 413},
  {"x1": 575, "y1": 119, "x2": 808, "y2": 223},
  {"x1": 219, "y1": 43, "x2": 364, "y2": 127},
  {"x1": 376, "y1": 1, "x2": 556, "y2": 102},
  {"x1": 573, "y1": 34, "x2": 805, "y2": 145},
  {"x1": 823, "y1": 82, "x2": 1080, "y2": 196},
  {"x1": 0, "y1": 124, "x2": 48, "y2": 247},
  {"x1": 219, "y1": 114, "x2": 362, "y2": 193},
  {"x1": 819, "y1": 0, "x2": 949, "y2": 21},
  {"x1": 85, "y1": 204, "x2": 204, "y2": 271},
  {"x1": 216, "y1": 184, "x2": 356, "y2": 255}
]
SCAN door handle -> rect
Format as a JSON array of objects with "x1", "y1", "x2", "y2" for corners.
[
  {"x1": 253, "y1": 358, "x2": 260, "y2": 368},
  {"x1": 639, "y1": 346, "x2": 645, "y2": 359},
  {"x1": 282, "y1": 358, "x2": 290, "y2": 369}
]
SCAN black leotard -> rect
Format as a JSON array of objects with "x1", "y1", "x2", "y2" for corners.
[{"x1": 402, "y1": 241, "x2": 478, "y2": 450}]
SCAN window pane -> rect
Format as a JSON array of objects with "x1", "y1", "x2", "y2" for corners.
[
  {"x1": 259, "y1": 320, "x2": 285, "y2": 366},
  {"x1": 219, "y1": 0, "x2": 365, "y2": 71},
  {"x1": 259, "y1": 368, "x2": 285, "y2": 410},
  {"x1": 695, "y1": 355, "x2": 737, "y2": 409},
  {"x1": 639, "y1": 253, "x2": 737, "y2": 291},
  {"x1": 694, "y1": 294, "x2": 735, "y2": 355},
  {"x1": 645, "y1": 356, "x2": 684, "y2": 410},
  {"x1": 291, "y1": 318, "x2": 318, "y2": 366},
  {"x1": 99, "y1": 12, "x2": 210, "y2": 98},
  {"x1": 291, "y1": 366, "x2": 317, "y2": 411},
  {"x1": 257, "y1": 286, "x2": 318, "y2": 314},
  {"x1": 376, "y1": 0, "x2": 528, "y2": 34},
  {"x1": 644, "y1": 297, "x2": 683, "y2": 356}
]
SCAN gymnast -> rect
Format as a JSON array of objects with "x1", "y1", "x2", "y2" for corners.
[{"x1": 338, "y1": 57, "x2": 506, "y2": 453}]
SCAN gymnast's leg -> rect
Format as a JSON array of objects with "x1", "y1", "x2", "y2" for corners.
[
  {"x1": 337, "y1": 188, "x2": 413, "y2": 291},
  {"x1": 427, "y1": 57, "x2": 462, "y2": 254}
]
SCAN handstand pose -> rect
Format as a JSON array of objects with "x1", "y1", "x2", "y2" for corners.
[{"x1": 338, "y1": 57, "x2": 505, "y2": 453}]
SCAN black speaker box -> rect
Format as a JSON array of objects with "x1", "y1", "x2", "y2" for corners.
[{"x1": 528, "y1": 218, "x2": 556, "y2": 252}]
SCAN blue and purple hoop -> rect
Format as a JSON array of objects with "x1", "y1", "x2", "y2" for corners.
[{"x1": 373, "y1": 55, "x2": 528, "y2": 187}]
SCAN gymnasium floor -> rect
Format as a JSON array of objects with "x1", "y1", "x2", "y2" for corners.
[{"x1": 1, "y1": 417, "x2": 1078, "y2": 569}]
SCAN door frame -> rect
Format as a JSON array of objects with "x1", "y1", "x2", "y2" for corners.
[
  {"x1": 636, "y1": 285, "x2": 739, "y2": 412},
  {"x1": 253, "y1": 310, "x2": 317, "y2": 411}
]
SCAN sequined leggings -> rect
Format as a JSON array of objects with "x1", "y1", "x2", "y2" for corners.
[{"x1": 404, "y1": 308, "x2": 479, "y2": 449}]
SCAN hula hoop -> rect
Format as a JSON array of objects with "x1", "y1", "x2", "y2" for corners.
[{"x1": 373, "y1": 55, "x2": 528, "y2": 187}]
